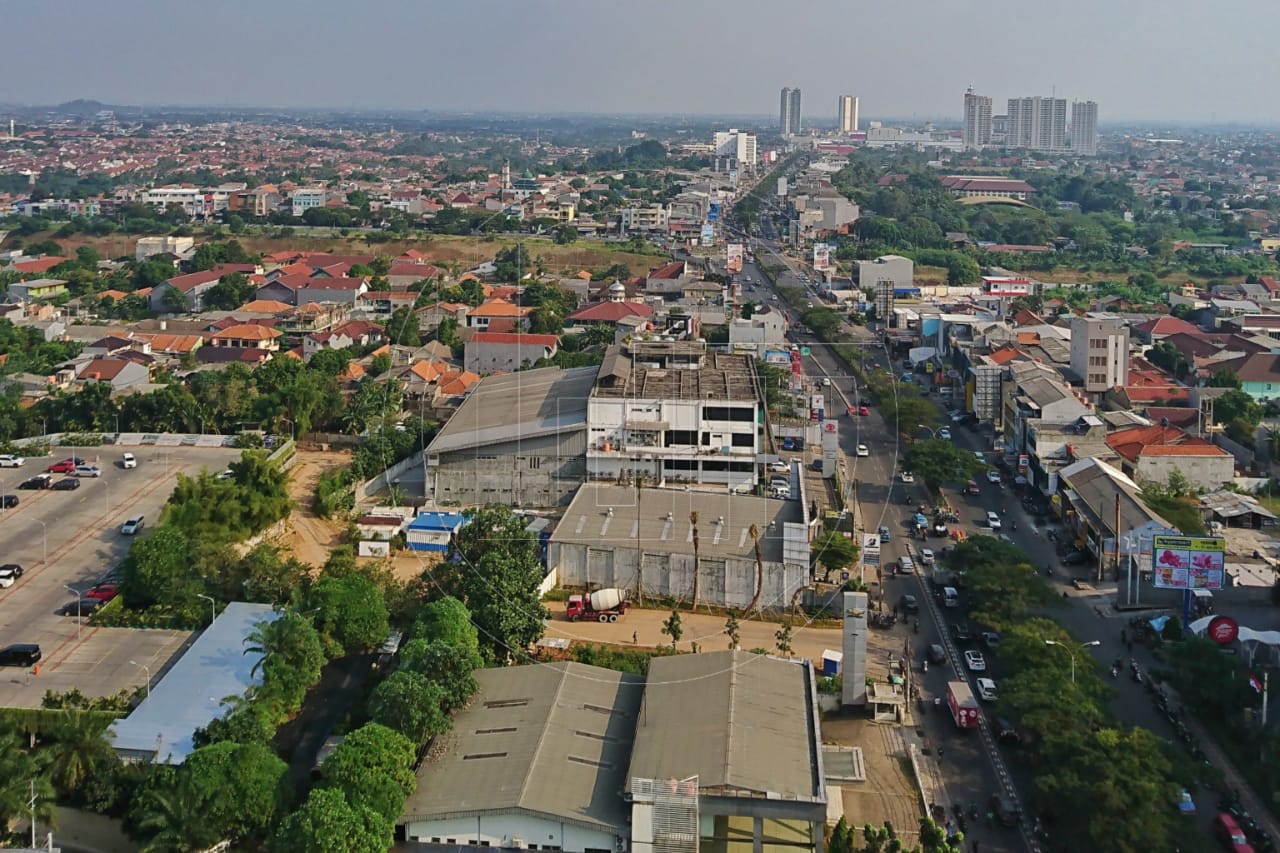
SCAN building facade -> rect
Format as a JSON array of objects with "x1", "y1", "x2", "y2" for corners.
[
  {"x1": 713, "y1": 128, "x2": 758, "y2": 167},
  {"x1": 780, "y1": 87, "x2": 802, "y2": 136},
  {"x1": 962, "y1": 88, "x2": 993, "y2": 149},
  {"x1": 1070, "y1": 100, "x2": 1099, "y2": 156},
  {"x1": 1069, "y1": 313, "x2": 1130, "y2": 394},
  {"x1": 1006, "y1": 96, "x2": 1068, "y2": 152},
  {"x1": 837, "y1": 95, "x2": 860, "y2": 133},
  {"x1": 856, "y1": 255, "x2": 914, "y2": 292}
]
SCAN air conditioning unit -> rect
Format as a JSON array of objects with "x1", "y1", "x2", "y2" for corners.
[{"x1": 511, "y1": 839, "x2": 527, "y2": 850}]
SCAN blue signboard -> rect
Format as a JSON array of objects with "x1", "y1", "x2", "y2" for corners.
[{"x1": 708, "y1": 202, "x2": 721, "y2": 222}]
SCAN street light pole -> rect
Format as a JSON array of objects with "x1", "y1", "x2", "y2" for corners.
[
  {"x1": 63, "y1": 585, "x2": 82, "y2": 641},
  {"x1": 1045, "y1": 639, "x2": 1100, "y2": 684},
  {"x1": 196, "y1": 594, "x2": 216, "y2": 626},
  {"x1": 129, "y1": 660, "x2": 151, "y2": 699}
]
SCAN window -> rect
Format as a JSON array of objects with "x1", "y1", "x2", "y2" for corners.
[
  {"x1": 1090, "y1": 338, "x2": 1106, "y2": 349},
  {"x1": 664, "y1": 429, "x2": 697, "y2": 446},
  {"x1": 528, "y1": 457, "x2": 541, "y2": 469},
  {"x1": 1088, "y1": 356, "x2": 1107, "y2": 367},
  {"x1": 704, "y1": 406, "x2": 753, "y2": 422},
  {"x1": 731, "y1": 433, "x2": 754, "y2": 447}
]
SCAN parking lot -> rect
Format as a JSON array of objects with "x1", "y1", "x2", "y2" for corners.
[{"x1": 0, "y1": 445, "x2": 242, "y2": 708}]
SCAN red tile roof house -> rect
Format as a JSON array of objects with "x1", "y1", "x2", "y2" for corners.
[
  {"x1": 463, "y1": 298, "x2": 533, "y2": 329},
  {"x1": 565, "y1": 301, "x2": 654, "y2": 325},
  {"x1": 75, "y1": 357, "x2": 151, "y2": 389},
  {"x1": 302, "y1": 320, "x2": 386, "y2": 361},
  {"x1": 463, "y1": 332, "x2": 558, "y2": 374},
  {"x1": 147, "y1": 270, "x2": 223, "y2": 313}
]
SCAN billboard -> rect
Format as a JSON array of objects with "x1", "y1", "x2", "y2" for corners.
[
  {"x1": 728, "y1": 169, "x2": 738, "y2": 186},
  {"x1": 708, "y1": 202, "x2": 721, "y2": 222},
  {"x1": 700, "y1": 223, "x2": 715, "y2": 246},
  {"x1": 1151, "y1": 535, "x2": 1225, "y2": 590},
  {"x1": 726, "y1": 243, "x2": 744, "y2": 274},
  {"x1": 776, "y1": 177, "x2": 788, "y2": 197},
  {"x1": 763, "y1": 350, "x2": 791, "y2": 366},
  {"x1": 813, "y1": 243, "x2": 832, "y2": 272}
]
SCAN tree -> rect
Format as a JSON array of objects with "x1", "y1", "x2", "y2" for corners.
[
  {"x1": 243, "y1": 611, "x2": 326, "y2": 712},
  {"x1": 318, "y1": 723, "x2": 416, "y2": 822},
  {"x1": 182, "y1": 741, "x2": 291, "y2": 843},
  {"x1": 44, "y1": 712, "x2": 118, "y2": 797},
  {"x1": 0, "y1": 733, "x2": 55, "y2": 829},
  {"x1": 946, "y1": 253, "x2": 980, "y2": 285},
  {"x1": 385, "y1": 306, "x2": 421, "y2": 347},
  {"x1": 308, "y1": 347, "x2": 351, "y2": 377},
  {"x1": 1214, "y1": 388, "x2": 1261, "y2": 430},
  {"x1": 203, "y1": 273, "x2": 255, "y2": 311},
  {"x1": 371, "y1": 352, "x2": 391, "y2": 376},
  {"x1": 368, "y1": 670, "x2": 452, "y2": 745},
  {"x1": 160, "y1": 285, "x2": 188, "y2": 315},
  {"x1": 446, "y1": 506, "x2": 549, "y2": 661},
  {"x1": 774, "y1": 620, "x2": 794, "y2": 657},
  {"x1": 414, "y1": 595, "x2": 480, "y2": 653},
  {"x1": 119, "y1": 525, "x2": 199, "y2": 609},
  {"x1": 811, "y1": 530, "x2": 859, "y2": 580},
  {"x1": 435, "y1": 316, "x2": 459, "y2": 348},
  {"x1": 661, "y1": 610, "x2": 683, "y2": 650},
  {"x1": 724, "y1": 614, "x2": 740, "y2": 650},
  {"x1": 902, "y1": 438, "x2": 987, "y2": 489},
  {"x1": 127, "y1": 770, "x2": 221, "y2": 853},
  {"x1": 1207, "y1": 369, "x2": 1242, "y2": 389},
  {"x1": 271, "y1": 787, "x2": 391, "y2": 853},
  {"x1": 307, "y1": 573, "x2": 390, "y2": 657}
]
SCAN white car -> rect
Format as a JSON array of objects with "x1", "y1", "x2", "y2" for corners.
[
  {"x1": 965, "y1": 650, "x2": 987, "y2": 672},
  {"x1": 920, "y1": 548, "x2": 936, "y2": 566},
  {"x1": 771, "y1": 484, "x2": 792, "y2": 499},
  {"x1": 986, "y1": 470, "x2": 1002, "y2": 484},
  {"x1": 120, "y1": 515, "x2": 145, "y2": 536},
  {"x1": 122, "y1": 453, "x2": 137, "y2": 469},
  {"x1": 768, "y1": 461, "x2": 790, "y2": 473},
  {"x1": 73, "y1": 464, "x2": 102, "y2": 478},
  {"x1": 938, "y1": 427, "x2": 952, "y2": 440},
  {"x1": 986, "y1": 511, "x2": 1002, "y2": 530},
  {"x1": 976, "y1": 677, "x2": 998, "y2": 701},
  {"x1": 900, "y1": 471, "x2": 914, "y2": 483},
  {"x1": 856, "y1": 445, "x2": 869, "y2": 457},
  {"x1": 0, "y1": 455, "x2": 25, "y2": 468}
]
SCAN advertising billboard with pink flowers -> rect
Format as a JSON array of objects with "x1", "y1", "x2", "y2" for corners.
[{"x1": 1151, "y1": 535, "x2": 1225, "y2": 590}]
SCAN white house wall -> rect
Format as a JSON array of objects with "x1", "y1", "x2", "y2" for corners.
[{"x1": 404, "y1": 812, "x2": 618, "y2": 853}]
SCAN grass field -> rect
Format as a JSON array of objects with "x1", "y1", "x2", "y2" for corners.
[{"x1": 17, "y1": 230, "x2": 671, "y2": 279}]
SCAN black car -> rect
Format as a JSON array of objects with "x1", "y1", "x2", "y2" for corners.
[
  {"x1": 0, "y1": 564, "x2": 22, "y2": 587},
  {"x1": 899, "y1": 594, "x2": 919, "y2": 614},
  {"x1": 0, "y1": 644, "x2": 41, "y2": 666},
  {"x1": 989, "y1": 793, "x2": 1021, "y2": 827},
  {"x1": 57, "y1": 598, "x2": 104, "y2": 617},
  {"x1": 981, "y1": 630, "x2": 1002, "y2": 650},
  {"x1": 52, "y1": 477, "x2": 80, "y2": 491},
  {"x1": 952, "y1": 623, "x2": 973, "y2": 644},
  {"x1": 926, "y1": 643, "x2": 946, "y2": 665},
  {"x1": 18, "y1": 474, "x2": 52, "y2": 490},
  {"x1": 993, "y1": 716, "x2": 1020, "y2": 744},
  {"x1": 0, "y1": 495, "x2": 16, "y2": 509},
  {"x1": 1062, "y1": 550, "x2": 1087, "y2": 566}
]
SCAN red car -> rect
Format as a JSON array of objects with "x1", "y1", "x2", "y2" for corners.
[
  {"x1": 859, "y1": 405, "x2": 870, "y2": 416},
  {"x1": 47, "y1": 460, "x2": 77, "y2": 474},
  {"x1": 85, "y1": 583, "x2": 118, "y2": 602}
]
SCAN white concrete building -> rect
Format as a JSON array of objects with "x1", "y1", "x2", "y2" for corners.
[
  {"x1": 135, "y1": 235, "x2": 195, "y2": 262},
  {"x1": 837, "y1": 95, "x2": 860, "y2": 133},
  {"x1": 619, "y1": 204, "x2": 670, "y2": 233},
  {"x1": 290, "y1": 188, "x2": 327, "y2": 216},
  {"x1": 1069, "y1": 313, "x2": 1130, "y2": 394},
  {"x1": 1070, "y1": 100, "x2": 1099, "y2": 156},
  {"x1": 586, "y1": 341, "x2": 763, "y2": 489},
  {"x1": 713, "y1": 128, "x2": 758, "y2": 167},
  {"x1": 856, "y1": 255, "x2": 914, "y2": 291},
  {"x1": 728, "y1": 305, "x2": 788, "y2": 351},
  {"x1": 963, "y1": 88, "x2": 993, "y2": 149}
]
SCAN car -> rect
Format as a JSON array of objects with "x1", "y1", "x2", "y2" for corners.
[
  {"x1": 937, "y1": 427, "x2": 952, "y2": 440},
  {"x1": 898, "y1": 556, "x2": 916, "y2": 575},
  {"x1": 18, "y1": 474, "x2": 52, "y2": 490},
  {"x1": 821, "y1": 377, "x2": 831, "y2": 387},
  {"x1": 810, "y1": 458, "x2": 823, "y2": 472},
  {"x1": 771, "y1": 485, "x2": 792, "y2": 499},
  {"x1": 981, "y1": 630, "x2": 1002, "y2": 650},
  {"x1": 1062, "y1": 550, "x2": 1087, "y2": 566},
  {"x1": 964, "y1": 650, "x2": 987, "y2": 671},
  {"x1": 768, "y1": 461, "x2": 790, "y2": 473},
  {"x1": 0, "y1": 495, "x2": 16, "y2": 509},
  {"x1": 120, "y1": 515, "x2": 145, "y2": 536},
  {"x1": 964, "y1": 480, "x2": 980, "y2": 495},
  {"x1": 986, "y1": 470, "x2": 1002, "y2": 484},
  {"x1": 0, "y1": 644, "x2": 41, "y2": 667},
  {"x1": 878, "y1": 526, "x2": 891, "y2": 543},
  {"x1": 973, "y1": 450, "x2": 986, "y2": 461},
  {"x1": 920, "y1": 548, "x2": 936, "y2": 566},
  {"x1": 1176, "y1": 788, "x2": 1196, "y2": 816},
  {"x1": 85, "y1": 583, "x2": 119, "y2": 602},
  {"x1": 989, "y1": 794, "x2": 1021, "y2": 828},
  {"x1": 0, "y1": 564, "x2": 23, "y2": 588},
  {"x1": 73, "y1": 464, "x2": 102, "y2": 478},
  {"x1": 952, "y1": 623, "x2": 974, "y2": 644},
  {"x1": 976, "y1": 677, "x2": 998, "y2": 702},
  {"x1": 0, "y1": 454, "x2": 25, "y2": 467},
  {"x1": 986, "y1": 511, "x2": 1002, "y2": 530},
  {"x1": 781, "y1": 437, "x2": 795, "y2": 451},
  {"x1": 858, "y1": 405, "x2": 870, "y2": 416},
  {"x1": 900, "y1": 471, "x2": 914, "y2": 483},
  {"x1": 856, "y1": 444, "x2": 869, "y2": 457},
  {"x1": 47, "y1": 460, "x2": 77, "y2": 474},
  {"x1": 993, "y1": 716, "x2": 1020, "y2": 744},
  {"x1": 901, "y1": 373, "x2": 913, "y2": 382},
  {"x1": 932, "y1": 521, "x2": 949, "y2": 537},
  {"x1": 52, "y1": 478, "x2": 81, "y2": 491},
  {"x1": 121, "y1": 453, "x2": 137, "y2": 469},
  {"x1": 57, "y1": 598, "x2": 104, "y2": 617},
  {"x1": 926, "y1": 643, "x2": 946, "y2": 665},
  {"x1": 899, "y1": 594, "x2": 919, "y2": 614},
  {"x1": 951, "y1": 411, "x2": 966, "y2": 423}
]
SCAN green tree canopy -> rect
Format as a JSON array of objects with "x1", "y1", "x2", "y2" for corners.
[
  {"x1": 181, "y1": 741, "x2": 292, "y2": 843},
  {"x1": 271, "y1": 787, "x2": 391, "y2": 853},
  {"x1": 902, "y1": 438, "x2": 987, "y2": 489},
  {"x1": 368, "y1": 670, "x2": 452, "y2": 746},
  {"x1": 318, "y1": 723, "x2": 417, "y2": 822},
  {"x1": 307, "y1": 573, "x2": 391, "y2": 657}
]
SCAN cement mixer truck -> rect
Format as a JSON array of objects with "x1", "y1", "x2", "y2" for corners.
[{"x1": 566, "y1": 588, "x2": 631, "y2": 622}]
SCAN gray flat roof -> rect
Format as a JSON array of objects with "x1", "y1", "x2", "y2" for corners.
[
  {"x1": 426, "y1": 366, "x2": 598, "y2": 455},
  {"x1": 109, "y1": 602, "x2": 278, "y2": 764},
  {"x1": 627, "y1": 651, "x2": 823, "y2": 802},
  {"x1": 402, "y1": 662, "x2": 644, "y2": 831},
  {"x1": 551, "y1": 483, "x2": 803, "y2": 564}
]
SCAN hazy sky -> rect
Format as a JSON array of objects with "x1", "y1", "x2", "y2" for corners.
[{"x1": 6, "y1": 0, "x2": 1275, "y2": 123}]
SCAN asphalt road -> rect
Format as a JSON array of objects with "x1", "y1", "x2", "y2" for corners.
[{"x1": 0, "y1": 445, "x2": 242, "y2": 708}]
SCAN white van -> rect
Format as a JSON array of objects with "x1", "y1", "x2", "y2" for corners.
[{"x1": 942, "y1": 586, "x2": 960, "y2": 608}]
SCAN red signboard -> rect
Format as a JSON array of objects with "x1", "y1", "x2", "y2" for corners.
[{"x1": 1207, "y1": 615, "x2": 1239, "y2": 645}]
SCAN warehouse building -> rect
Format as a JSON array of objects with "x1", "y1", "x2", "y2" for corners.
[
  {"x1": 548, "y1": 483, "x2": 810, "y2": 610},
  {"x1": 422, "y1": 366, "x2": 598, "y2": 508},
  {"x1": 400, "y1": 651, "x2": 826, "y2": 853}
]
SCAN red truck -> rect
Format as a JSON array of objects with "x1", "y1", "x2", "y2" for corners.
[
  {"x1": 566, "y1": 588, "x2": 631, "y2": 623},
  {"x1": 947, "y1": 681, "x2": 979, "y2": 729}
]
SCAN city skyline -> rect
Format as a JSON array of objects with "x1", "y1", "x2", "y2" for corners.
[{"x1": 5, "y1": 0, "x2": 1280, "y2": 123}]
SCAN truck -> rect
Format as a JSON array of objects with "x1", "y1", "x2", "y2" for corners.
[
  {"x1": 566, "y1": 588, "x2": 631, "y2": 623},
  {"x1": 947, "y1": 681, "x2": 979, "y2": 729}
]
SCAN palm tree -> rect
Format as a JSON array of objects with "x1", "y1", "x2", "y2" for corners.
[
  {"x1": 743, "y1": 523, "x2": 764, "y2": 615},
  {"x1": 130, "y1": 774, "x2": 217, "y2": 853},
  {"x1": 689, "y1": 511, "x2": 701, "y2": 611},
  {"x1": 46, "y1": 712, "x2": 118, "y2": 796},
  {"x1": 0, "y1": 733, "x2": 55, "y2": 830}
]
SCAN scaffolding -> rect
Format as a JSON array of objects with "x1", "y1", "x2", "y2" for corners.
[{"x1": 631, "y1": 776, "x2": 700, "y2": 853}]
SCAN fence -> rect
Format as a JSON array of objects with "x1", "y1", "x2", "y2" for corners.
[{"x1": 357, "y1": 452, "x2": 422, "y2": 503}]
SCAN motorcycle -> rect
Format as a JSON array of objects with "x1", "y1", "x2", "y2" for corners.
[
  {"x1": 922, "y1": 659, "x2": 929, "y2": 673},
  {"x1": 1111, "y1": 665, "x2": 1120, "y2": 679}
]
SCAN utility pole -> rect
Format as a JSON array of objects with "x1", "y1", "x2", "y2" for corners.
[{"x1": 28, "y1": 780, "x2": 36, "y2": 849}]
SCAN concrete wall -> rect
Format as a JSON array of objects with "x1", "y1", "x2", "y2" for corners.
[
  {"x1": 1136, "y1": 454, "x2": 1234, "y2": 490},
  {"x1": 403, "y1": 812, "x2": 618, "y2": 852},
  {"x1": 358, "y1": 451, "x2": 423, "y2": 502},
  {"x1": 425, "y1": 430, "x2": 587, "y2": 509},
  {"x1": 549, "y1": 541, "x2": 809, "y2": 610}
]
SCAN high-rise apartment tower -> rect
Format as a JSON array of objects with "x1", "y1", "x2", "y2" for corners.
[
  {"x1": 837, "y1": 95, "x2": 860, "y2": 133},
  {"x1": 962, "y1": 88, "x2": 992, "y2": 149},
  {"x1": 1070, "y1": 101, "x2": 1099, "y2": 156},
  {"x1": 1006, "y1": 96, "x2": 1067, "y2": 152},
  {"x1": 779, "y1": 87, "x2": 802, "y2": 136}
]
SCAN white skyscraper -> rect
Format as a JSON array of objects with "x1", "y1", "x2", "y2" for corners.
[
  {"x1": 713, "y1": 128, "x2": 758, "y2": 166},
  {"x1": 1070, "y1": 101, "x2": 1099, "y2": 156},
  {"x1": 837, "y1": 95, "x2": 860, "y2": 134},
  {"x1": 1006, "y1": 96, "x2": 1068, "y2": 152},
  {"x1": 780, "y1": 86, "x2": 802, "y2": 136},
  {"x1": 962, "y1": 88, "x2": 992, "y2": 149}
]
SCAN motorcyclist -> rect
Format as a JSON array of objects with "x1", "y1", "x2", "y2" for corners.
[
  {"x1": 914, "y1": 619, "x2": 920, "y2": 633},
  {"x1": 923, "y1": 659, "x2": 929, "y2": 672}
]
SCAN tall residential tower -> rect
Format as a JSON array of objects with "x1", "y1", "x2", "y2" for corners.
[
  {"x1": 779, "y1": 87, "x2": 802, "y2": 136},
  {"x1": 1070, "y1": 101, "x2": 1099, "y2": 155},
  {"x1": 962, "y1": 88, "x2": 992, "y2": 149},
  {"x1": 837, "y1": 95, "x2": 860, "y2": 133},
  {"x1": 1006, "y1": 96, "x2": 1068, "y2": 152}
]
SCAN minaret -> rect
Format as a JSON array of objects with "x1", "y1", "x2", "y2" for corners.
[{"x1": 501, "y1": 160, "x2": 512, "y2": 191}]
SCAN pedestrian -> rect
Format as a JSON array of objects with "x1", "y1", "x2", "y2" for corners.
[{"x1": 632, "y1": 631, "x2": 638, "y2": 645}]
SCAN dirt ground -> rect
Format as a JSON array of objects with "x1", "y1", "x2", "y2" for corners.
[{"x1": 281, "y1": 449, "x2": 352, "y2": 569}]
